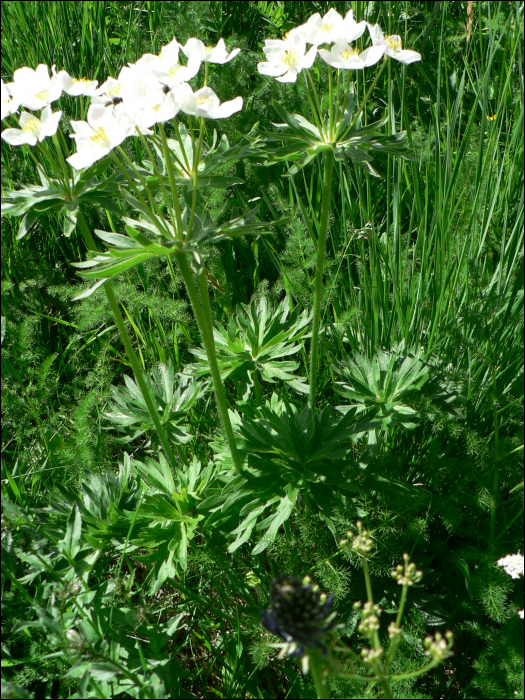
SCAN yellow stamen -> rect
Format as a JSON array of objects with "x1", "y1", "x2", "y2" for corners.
[
  {"x1": 35, "y1": 89, "x2": 49, "y2": 102},
  {"x1": 281, "y1": 49, "x2": 298, "y2": 67},
  {"x1": 205, "y1": 45, "x2": 213, "y2": 52},
  {"x1": 72, "y1": 78, "x2": 92, "y2": 86},
  {"x1": 107, "y1": 84, "x2": 122, "y2": 97},
  {"x1": 196, "y1": 95, "x2": 212, "y2": 105},
  {"x1": 168, "y1": 64, "x2": 182, "y2": 76},
  {"x1": 321, "y1": 22, "x2": 334, "y2": 33},
  {"x1": 340, "y1": 48, "x2": 359, "y2": 61},
  {"x1": 22, "y1": 117, "x2": 40, "y2": 135},
  {"x1": 90, "y1": 126, "x2": 110, "y2": 146},
  {"x1": 385, "y1": 35, "x2": 403, "y2": 51}
]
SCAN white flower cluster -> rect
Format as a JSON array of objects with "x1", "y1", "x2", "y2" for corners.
[
  {"x1": 257, "y1": 8, "x2": 421, "y2": 83},
  {"x1": 497, "y1": 552, "x2": 524, "y2": 580},
  {"x1": 1, "y1": 37, "x2": 242, "y2": 169}
]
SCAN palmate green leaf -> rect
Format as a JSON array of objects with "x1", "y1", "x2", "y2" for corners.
[
  {"x1": 104, "y1": 360, "x2": 207, "y2": 445},
  {"x1": 334, "y1": 345, "x2": 463, "y2": 448},
  {"x1": 253, "y1": 99, "x2": 412, "y2": 176},
  {"x1": 201, "y1": 399, "x2": 380, "y2": 554},
  {"x1": 72, "y1": 203, "x2": 280, "y2": 294},
  {"x1": 1, "y1": 160, "x2": 122, "y2": 241},
  {"x1": 188, "y1": 296, "x2": 311, "y2": 398}
]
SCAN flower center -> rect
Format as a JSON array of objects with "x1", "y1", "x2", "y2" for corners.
[
  {"x1": 205, "y1": 45, "x2": 213, "y2": 52},
  {"x1": 22, "y1": 117, "x2": 40, "y2": 135},
  {"x1": 168, "y1": 64, "x2": 182, "y2": 76},
  {"x1": 72, "y1": 78, "x2": 92, "y2": 86},
  {"x1": 90, "y1": 126, "x2": 110, "y2": 146},
  {"x1": 385, "y1": 35, "x2": 403, "y2": 51},
  {"x1": 281, "y1": 49, "x2": 298, "y2": 67},
  {"x1": 321, "y1": 22, "x2": 334, "y2": 33},
  {"x1": 340, "y1": 48, "x2": 359, "y2": 61},
  {"x1": 107, "y1": 84, "x2": 122, "y2": 97},
  {"x1": 196, "y1": 95, "x2": 212, "y2": 105},
  {"x1": 35, "y1": 89, "x2": 50, "y2": 102}
]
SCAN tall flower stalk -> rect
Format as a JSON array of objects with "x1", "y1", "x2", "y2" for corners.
[
  {"x1": 1, "y1": 38, "x2": 245, "y2": 474},
  {"x1": 257, "y1": 12, "x2": 420, "y2": 407},
  {"x1": 309, "y1": 147, "x2": 335, "y2": 406}
]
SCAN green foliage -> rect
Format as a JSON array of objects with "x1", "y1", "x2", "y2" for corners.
[
  {"x1": 1, "y1": 1, "x2": 524, "y2": 699},
  {"x1": 189, "y1": 295, "x2": 311, "y2": 397},
  {"x1": 104, "y1": 359, "x2": 207, "y2": 446}
]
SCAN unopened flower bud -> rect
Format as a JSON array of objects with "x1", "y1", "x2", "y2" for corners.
[
  {"x1": 65, "y1": 629, "x2": 84, "y2": 652},
  {"x1": 388, "y1": 622, "x2": 401, "y2": 639},
  {"x1": 352, "y1": 521, "x2": 373, "y2": 555}
]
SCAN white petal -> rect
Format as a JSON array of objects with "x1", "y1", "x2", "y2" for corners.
[
  {"x1": 360, "y1": 45, "x2": 386, "y2": 67},
  {"x1": 257, "y1": 62, "x2": 287, "y2": 77},
  {"x1": 67, "y1": 148, "x2": 106, "y2": 170},
  {"x1": 367, "y1": 23, "x2": 384, "y2": 45},
  {"x1": 276, "y1": 69, "x2": 298, "y2": 83},
  {"x1": 39, "y1": 110, "x2": 62, "y2": 140},
  {"x1": 301, "y1": 45, "x2": 318, "y2": 70},
  {"x1": 214, "y1": 96, "x2": 243, "y2": 118},
  {"x1": 182, "y1": 37, "x2": 207, "y2": 61},
  {"x1": 391, "y1": 49, "x2": 421, "y2": 65},
  {"x1": 1, "y1": 127, "x2": 37, "y2": 146},
  {"x1": 345, "y1": 20, "x2": 367, "y2": 43},
  {"x1": 69, "y1": 119, "x2": 93, "y2": 137},
  {"x1": 318, "y1": 49, "x2": 336, "y2": 67}
]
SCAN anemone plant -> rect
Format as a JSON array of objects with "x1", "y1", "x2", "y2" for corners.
[{"x1": 188, "y1": 295, "x2": 311, "y2": 401}]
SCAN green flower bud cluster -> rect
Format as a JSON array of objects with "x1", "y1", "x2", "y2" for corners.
[
  {"x1": 391, "y1": 553, "x2": 422, "y2": 586},
  {"x1": 423, "y1": 631, "x2": 454, "y2": 662}
]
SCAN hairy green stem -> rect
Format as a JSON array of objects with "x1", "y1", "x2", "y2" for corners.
[
  {"x1": 383, "y1": 583, "x2": 409, "y2": 673},
  {"x1": 76, "y1": 211, "x2": 177, "y2": 468},
  {"x1": 309, "y1": 648, "x2": 330, "y2": 699},
  {"x1": 175, "y1": 253, "x2": 243, "y2": 475},
  {"x1": 309, "y1": 147, "x2": 335, "y2": 407},
  {"x1": 378, "y1": 677, "x2": 394, "y2": 699},
  {"x1": 328, "y1": 67, "x2": 334, "y2": 139}
]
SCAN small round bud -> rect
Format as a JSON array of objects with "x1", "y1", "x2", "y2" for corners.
[{"x1": 388, "y1": 622, "x2": 401, "y2": 639}]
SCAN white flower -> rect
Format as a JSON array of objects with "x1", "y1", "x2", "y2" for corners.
[
  {"x1": 67, "y1": 104, "x2": 133, "y2": 170},
  {"x1": 319, "y1": 41, "x2": 385, "y2": 70},
  {"x1": 53, "y1": 68, "x2": 99, "y2": 96},
  {"x1": 91, "y1": 65, "x2": 141, "y2": 107},
  {"x1": 10, "y1": 64, "x2": 63, "y2": 110},
  {"x1": 123, "y1": 81, "x2": 187, "y2": 130},
  {"x1": 519, "y1": 609, "x2": 524, "y2": 620},
  {"x1": 180, "y1": 86, "x2": 242, "y2": 119},
  {"x1": 1, "y1": 106, "x2": 62, "y2": 146},
  {"x1": 497, "y1": 553, "x2": 524, "y2": 580},
  {"x1": 297, "y1": 9, "x2": 345, "y2": 46},
  {"x1": 367, "y1": 24, "x2": 421, "y2": 65},
  {"x1": 135, "y1": 37, "x2": 201, "y2": 87},
  {"x1": 182, "y1": 37, "x2": 240, "y2": 64},
  {"x1": 1, "y1": 79, "x2": 21, "y2": 120},
  {"x1": 340, "y1": 9, "x2": 368, "y2": 43},
  {"x1": 258, "y1": 32, "x2": 317, "y2": 83}
]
